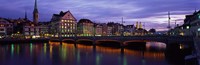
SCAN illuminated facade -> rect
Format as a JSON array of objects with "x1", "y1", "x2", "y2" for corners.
[
  {"x1": 23, "y1": 22, "x2": 49, "y2": 39},
  {"x1": 102, "y1": 23, "x2": 108, "y2": 36},
  {"x1": 50, "y1": 11, "x2": 77, "y2": 37},
  {"x1": 107, "y1": 26, "x2": 113, "y2": 36},
  {"x1": 0, "y1": 18, "x2": 13, "y2": 38},
  {"x1": 107, "y1": 22, "x2": 124, "y2": 36},
  {"x1": 77, "y1": 19, "x2": 94, "y2": 36},
  {"x1": 95, "y1": 24, "x2": 103, "y2": 36}
]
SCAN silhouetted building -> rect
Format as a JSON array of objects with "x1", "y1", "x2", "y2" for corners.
[
  {"x1": 149, "y1": 28, "x2": 156, "y2": 34},
  {"x1": 124, "y1": 25, "x2": 135, "y2": 36},
  {"x1": 169, "y1": 10, "x2": 200, "y2": 36}
]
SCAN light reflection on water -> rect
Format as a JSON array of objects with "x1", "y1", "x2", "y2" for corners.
[{"x1": 0, "y1": 42, "x2": 178, "y2": 65}]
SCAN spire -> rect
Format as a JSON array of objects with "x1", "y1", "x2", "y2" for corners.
[
  {"x1": 33, "y1": 0, "x2": 39, "y2": 24},
  {"x1": 34, "y1": 0, "x2": 37, "y2": 9},
  {"x1": 25, "y1": 10, "x2": 27, "y2": 20},
  {"x1": 33, "y1": 0, "x2": 38, "y2": 13},
  {"x1": 136, "y1": 22, "x2": 138, "y2": 29},
  {"x1": 139, "y1": 22, "x2": 142, "y2": 29}
]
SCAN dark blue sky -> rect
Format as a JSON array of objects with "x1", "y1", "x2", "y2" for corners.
[{"x1": 0, "y1": 0, "x2": 199, "y2": 31}]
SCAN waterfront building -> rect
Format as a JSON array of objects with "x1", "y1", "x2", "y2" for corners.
[
  {"x1": 133, "y1": 22, "x2": 148, "y2": 36},
  {"x1": 102, "y1": 23, "x2": 108, "y2": 36},
  {"x1": 133, "y1": 28, "x2": 148, "y2": 36},
  {"x1": 107, "y1": 26, "x2": 113, "y2": 36},
  {"x1": 95, "y1": 23, "x2": 103, "y2": 36},
  {"x1": 124, "y1": 25, "x2": 135, "y2": 36},
  {"x1": 11, "y1": 18, "x2": 31, "y2": 34},
  {"x1": 77, "y1": 19, "x2": 94, "y2": 36},
  {"x1": 169, "y1": 10, "x2": 200, "y2": 36},
  {"x1": 23, "y1": 22, "x2": 49, "y2": 39},
  {"x1": 0, "y1": 18, "x2": 13, "y2": 38},
  {"x1": 50, "y1": 11, "x2": 77, "y2": 37},
  {"x1": 107, "y1": 22, "x2": 124, "y2": 36}
]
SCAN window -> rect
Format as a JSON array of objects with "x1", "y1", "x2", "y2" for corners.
[
  {"x1": 61, "y1": 20, "x2": 64, "y2": 22},
  {"x1": 65, "y1": 20, "x2": 67, "y2": 22},
  {"x1": 67, "y1": 20, "x2": 69, "y2": 22},
  {"x1": 62, "y1": 26, "x2": 64, "y2": 29}
]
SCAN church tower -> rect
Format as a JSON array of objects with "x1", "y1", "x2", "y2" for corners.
[{"x1": 33, "y1": 0, "x2": 39, "y2": 24}]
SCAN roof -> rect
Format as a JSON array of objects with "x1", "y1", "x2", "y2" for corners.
[
  {"x1": 78, "y1": 19, "x2": 93, "y2": 24},
  {"x1": 52, "y1": 10, "x2": 77, "y2": 21}
]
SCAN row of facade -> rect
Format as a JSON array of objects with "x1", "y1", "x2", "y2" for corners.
[{"x1": 0, "y1": 11, "x2": 154, "y2": 38}]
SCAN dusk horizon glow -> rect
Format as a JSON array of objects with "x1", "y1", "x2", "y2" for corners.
[{"x1": 0, "y1": 0, "x2": 200, "y2": 31}]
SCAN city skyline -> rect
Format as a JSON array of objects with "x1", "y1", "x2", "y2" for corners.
[{"x1": 0, "y1": 0, "x2": 200, "y2": 31}]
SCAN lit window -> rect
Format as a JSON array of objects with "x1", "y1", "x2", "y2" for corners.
[
  {"x1": 67, "y1": 20, "x2": 69, "y2": 22},
  {"x1": 65, "y1": 20, "x2": 67, "y2": 22},
  {"x1": 61, "y1": 20, "x2": 64, "y2": 22}
]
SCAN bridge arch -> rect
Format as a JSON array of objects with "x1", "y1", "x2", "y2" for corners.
[{"x1": 62, "y1": 39, "x2": 75, "y2": 42}]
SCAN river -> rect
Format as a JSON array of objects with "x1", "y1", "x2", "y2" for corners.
[{"x1": 0, "y1": 41, "x2": 193, "y2": 65}]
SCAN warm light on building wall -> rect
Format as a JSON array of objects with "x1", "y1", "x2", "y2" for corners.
[{"x1": 180, "y1": 32, "x2": 184, "y2": 36}]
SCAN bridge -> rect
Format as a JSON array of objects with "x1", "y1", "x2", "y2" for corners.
[{"x1": 50, "y1": 36, "x2": 194, "y2": 45}]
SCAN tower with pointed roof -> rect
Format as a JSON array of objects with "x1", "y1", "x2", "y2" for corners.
[
  {"x1": 25, "y1": 10, "x2": 27, "y2": 20},
  {"x1": 33, "y1": 0, "x2": 39, "y2": 24}
]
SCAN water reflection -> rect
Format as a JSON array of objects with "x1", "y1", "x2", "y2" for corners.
[{"x1": 0, "y1": 42, "x2": 182, "y2": 65}]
